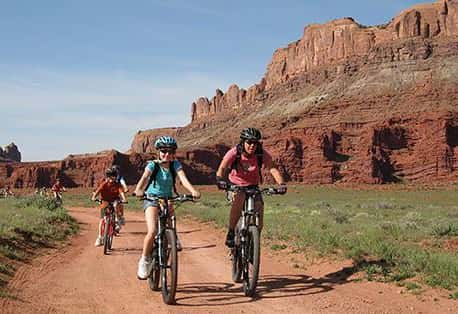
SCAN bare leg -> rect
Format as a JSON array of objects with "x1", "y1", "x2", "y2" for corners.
[
  {"x1": 229, "y1": 192, "x2": 245, "y2": 229},
  {"x1": 142, "y1": 206, "x2": 159, "y2": 257}
]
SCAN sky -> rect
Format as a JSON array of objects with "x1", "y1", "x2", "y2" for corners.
[{"x1": 0, "y1": 0, "x2": 427, "y2": 161}]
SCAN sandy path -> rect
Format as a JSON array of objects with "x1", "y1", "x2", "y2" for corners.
[{"x1": 1, "y1": 206, "x2": 455, "y2": 313}]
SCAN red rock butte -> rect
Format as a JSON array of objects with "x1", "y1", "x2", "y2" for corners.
[{"x1": 2, "y1": 0, "x2": 458, "y2": 188}]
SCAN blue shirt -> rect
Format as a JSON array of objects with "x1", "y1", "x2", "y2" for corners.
[{"x1": 145, "y1": 160, "x2": 182, "y2": 197}]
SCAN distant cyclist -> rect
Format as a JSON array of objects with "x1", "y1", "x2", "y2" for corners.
[
  {"x1": 51, "y1": 179, "x2": 66, "y2": 202},
  {"x1": 111, "y1": 165, "x2": 128, "y2": 228},
  {"x1": 4, "y1": 185, "x2": 14, "y2": 197},
  {"x1": 215, "y1": 127, "x2": 287, "y2": 248},
  {"x1": 92, "y1": 168, "x2": 127, "y2": 247},
  {"x1": 134, "y1": 136, "x2": 200, "y2": 280}
]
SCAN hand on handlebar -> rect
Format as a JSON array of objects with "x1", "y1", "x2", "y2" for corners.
[
  {"x1": 276, "y1": 184, "x2": 287, "y2": 195},
  {"x1": 216, "y1": 180, "x2": 228, "y2": 190}
]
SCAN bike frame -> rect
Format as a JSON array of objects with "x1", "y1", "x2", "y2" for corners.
[
  {"x1": 101, "y1": 203, "x2": 116, "y2": 238},
  {"x1": 227, "y1": 185, "x2": 281, "y2": 296},
  {"x1": 142, "y1": 194, "x2": 193, "y2": 304},
  {"x1": 155, "y1": 198, "x2": 176, "y2": 268}
]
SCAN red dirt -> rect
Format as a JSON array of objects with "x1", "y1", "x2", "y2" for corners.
[{"x1": 1, "y1": 207, "x2": 456, "y2": 313}]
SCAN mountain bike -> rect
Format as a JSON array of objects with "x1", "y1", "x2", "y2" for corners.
[
  {"x1": 225, "y1": 185, "x2": 284, "y2": 297},
  {"x1": 53, "y1": 191, "x2": 63, "y2": 206},
  {"x1": 94, "y1": 199, "x2": 127, "y2": 255},
  {"x1": 141, "y1": 194, "x2": 194, "y2": 305}
]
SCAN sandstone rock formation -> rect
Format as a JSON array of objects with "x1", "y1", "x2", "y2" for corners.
[
  {"x1": 0, "y1": 147, "x2": 227, "y2": 188},
  {"x1": 2, "y1": 1, "x2": 458, "y2": 188},
  {"x1": 132, "y1": 0, "x2": 458, "y2": 185},
  {"x1": 0, "y1": 143, "x2": 21, "y2": 162}
]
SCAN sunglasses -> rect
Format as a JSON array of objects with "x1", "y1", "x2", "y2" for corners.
[
  {"x1": 160, "y1": 149, "x2": 176, "y2": 154},
  {"x1": 245, "y1": 140, "x2": 259, "y2": 145}
]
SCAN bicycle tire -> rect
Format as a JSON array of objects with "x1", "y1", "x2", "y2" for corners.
[
  {"x1": 148, "y1": 255, "x2": 160, "y2": 291},
  {"x1": 243, "y1": 225, "x2": 260, "y2": 297},
  {"x1": 231, "y1": 221, "x2": 242, "y2": 283},
  {"x1": 107, "y1": 218, "x2": 114, "y2": 250},
  {"x1": 161, "y1": 229, "x2": 178, "y2": 305},
  {"x1": 103, "y1": 217, "x2": 110, "y2": 255}
]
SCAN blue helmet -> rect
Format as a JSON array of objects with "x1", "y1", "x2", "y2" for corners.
[{"x1": 154, "y1": 136, "x2": 178, "y2": 150}]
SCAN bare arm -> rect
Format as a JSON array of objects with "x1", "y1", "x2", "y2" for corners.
[
  {"x1": 176, "y1": 169, "x2": 200, "y2": 198},
  {"x1": 119, "y1": 190, "x2": 127, "y2": 203},
  {"x1": 264, "y1": 158, "x2": 285, "y2": 185},
  {"x1": 216, "y1": 157, "x2": 230, "y2": 179},
  {"x1": 134, "y1": 168, "x2": 152, "y2": 197},
  {"x1": 91, "y1": 182, "x2": 104, "y2": 201}
]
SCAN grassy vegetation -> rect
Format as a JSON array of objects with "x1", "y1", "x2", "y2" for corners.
[
  {"x1": 172, "y1": 185, "x2": 458, "y2": 291},
  {"x1": 0, "y1": 195, "x2": 79, "y2": 296},
  {"x1": 63, "y1": 185, "x2": 458, "y2": 292},
  {"x1": 64, "y1": 188, "x2": 141, "y2": 212}
]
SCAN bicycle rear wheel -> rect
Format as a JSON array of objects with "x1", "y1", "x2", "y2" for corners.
[
  {"x1": 243, "y1": 225, "x2": 260, "y2": 297},
  {"x1": 161, "y1": 229, "x2": 178, "y2": 305}
]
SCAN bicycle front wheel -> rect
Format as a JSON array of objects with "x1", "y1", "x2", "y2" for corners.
[
  {"x1": 107, "y1": 218, "x2": 114, "y2": 250},
  {"x1": 148, "y1": 254, "x2": 160, "y2": 291},
  {"x1": 243, "y1": 225, "x2": 260, "y2": 297},
  {"x1": 231, "y1": 221, "x2": 242, "y2": 283},
  {"x1": 103, "y1": 218, "x2": 110, "y2": 255},
  {"x1": 161, "y1": 229, "x2": 178, "y2": 305}
]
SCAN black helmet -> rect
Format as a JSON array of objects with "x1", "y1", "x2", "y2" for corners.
[
  {"x1": 105, "y1": 168, "x2": 116, "y2": 177},
  {"x1": 111, "y1": 165, "x2": 120, "y2": 175},
  {"x1": 240, "y1": 127, "x2": 261, "y2": 141}
]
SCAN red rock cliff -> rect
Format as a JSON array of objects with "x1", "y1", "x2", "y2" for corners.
[
  {"x1": 189, "y1": 0, "x2": 458, "y2": 124},
  {"x1": 131, "y1": 0, "x2": 458, "y2": 185}
]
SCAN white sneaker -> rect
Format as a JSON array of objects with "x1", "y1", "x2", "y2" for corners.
[
  {"x1": 137, "y1": 257, "x2": 152, "y2": 280},
  {"x1": 94, "y1": 236, "x2": 103, "y2": 247},
  {"x1": 176, "y1": 236, "x2": 182, "y2": 251}
]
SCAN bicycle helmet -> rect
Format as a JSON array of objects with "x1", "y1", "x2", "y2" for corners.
[
  {"x1": 111, "y1": 165, "x2": 120, "y2": 175},
  {"x1": 240, "y1": 127, "x2": 262, "y2": 141},
  {"x1": 105, "y1": 168, "x2": 116, "y2": 177},
  {"x1": 154, "y1": 136, "x2": 178, "y2": 150}
]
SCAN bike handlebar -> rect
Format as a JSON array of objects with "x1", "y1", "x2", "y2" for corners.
[
  {"x1": 137, "y1": 193, "x2": 196, "y2": 202},
  {"x1": 93, "y1": 199, "x2": 128, "y2": 204},
  {"x1": 225, "y1": 185, "x2": 285, "y2": 195}
]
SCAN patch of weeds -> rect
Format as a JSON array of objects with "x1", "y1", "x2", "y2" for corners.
[
  {"x1": 391, "y1": 268, "x2": 415, "y2": 282},
  {"x1": 449, "y1": 292, "x2": 458, "y2": 300},
  {"x1": 431, "y1": 223, "x2": 458, "y2": 237},
  {"x1": 0, "y1": 245, "x2": 25, "y2": 261},
  {"x1": 363, "y1": 262, "x2": 391, "y2": 282},
  {"x1": 376, "y1": 201, "x2": 395, "y2": 210},
  {"x1": 271, "y1": 244, "x2": 288, "y2": 251},
  {"x1": 313, "y1": 201, "x2": 331, "y2": 209},
  {"x1": 0, "y1": 263, "x2": 13, "y2": 276},
  {"x1": 326, "y1": 207, "x2": 351, "y2": 224},
  {"x1": 425, "y1": 275, "x2": 446, "y2": 288},
  {"x1": 404, "y1": 282, "x2": 421, "y2": 291}
]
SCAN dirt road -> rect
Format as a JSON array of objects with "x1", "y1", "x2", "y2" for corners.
[{"x1": 1, "y1": 207, "x2": 455, "y2": 313}]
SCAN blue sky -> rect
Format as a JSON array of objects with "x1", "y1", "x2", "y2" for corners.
[{"x1": 0, "y1": 0, "x2": 426, "y2": 161}]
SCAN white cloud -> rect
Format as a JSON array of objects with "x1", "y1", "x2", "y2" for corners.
[{"x1": 0, "y1": 65, "x2": 232, "y2": 161}]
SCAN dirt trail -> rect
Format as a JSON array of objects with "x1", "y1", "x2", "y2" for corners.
[{"x1": 1, "y1": 207, "x2": 455, "y2": 313}]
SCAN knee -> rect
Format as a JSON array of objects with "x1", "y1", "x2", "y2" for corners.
[{"x1": 145, "y1": 230, "x2": 157, "y2": 240}]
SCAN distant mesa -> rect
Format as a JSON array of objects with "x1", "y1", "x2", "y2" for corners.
[{"x1": 0, "y1": 143, "x2": 21, "y2": 162}]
